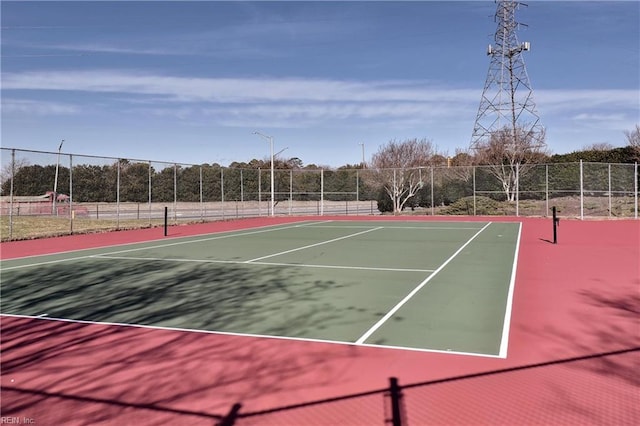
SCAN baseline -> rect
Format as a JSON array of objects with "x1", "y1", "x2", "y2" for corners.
[{"x1": 0, "y1": 313, "x2": 500, "y2": 358}]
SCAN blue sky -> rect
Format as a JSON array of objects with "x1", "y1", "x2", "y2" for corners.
[{"x1": 2, "y1": 0, "x2": 639, "y2": 167}]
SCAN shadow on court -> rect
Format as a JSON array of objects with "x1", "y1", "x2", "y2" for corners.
[
  {"x1": 2, "y1": 314, "x2": 638, "y2": 425},
  {"x1": 1, "y1": 260, "x2": 378, "y2": 424},
  {"x1": 0, "y1": 258, "x2": 375, "y2": 339},
  {"x1": 0, "y1": 315, "x2": 363, "y2": 425}
]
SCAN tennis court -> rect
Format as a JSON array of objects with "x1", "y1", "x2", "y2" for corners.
[{"x1": 0, "y1": 219, "x2": 521, "y2": 357}]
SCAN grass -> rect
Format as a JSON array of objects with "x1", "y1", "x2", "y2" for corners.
[
  {"x1": 2, "y1": 196, "x2": 637, "y2": 241},
  {"x1": 1, "y1": 216, "x2": 167, "y2": 241}
]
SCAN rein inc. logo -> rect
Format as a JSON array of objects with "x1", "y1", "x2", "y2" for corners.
[{"x1": 0, "y1": 418, "x2": 35, "y2": 424}]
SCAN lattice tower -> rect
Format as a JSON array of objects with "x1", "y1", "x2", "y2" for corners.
[{"x1": 470, "y1": 0, "x2": 545, "y2": 151}]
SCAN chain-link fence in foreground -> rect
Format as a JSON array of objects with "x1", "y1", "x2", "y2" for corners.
[{"x1": 215, "y1": 348, "x2": 636, "y2": 425}]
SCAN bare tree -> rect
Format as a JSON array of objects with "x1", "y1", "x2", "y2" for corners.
[
  {"x1": 446, "y1": 148, "x2": 475, "y2": 182},
  {"x1": 583, "y1": 142, "x2": 616, "y2": 151},
  {"x1": 474, "y1": 125, "x2": 549, "y2": 202},
  {"x1": 369, "y1": 138, "x2": 437, "y2": 214},
  {"x1": 624, "y1": 124, "x2": 640, "y2": 161}
]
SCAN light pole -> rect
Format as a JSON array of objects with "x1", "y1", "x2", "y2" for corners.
[
  {"x1": 253, "y1": 131, "x2": 274, "y2": 217},
  {"x1": 53, "y1": 139, "x2": 64, "y2": 215},
  {"x1": 359, "y1": 142, "x2": 365, "y2": 167}
]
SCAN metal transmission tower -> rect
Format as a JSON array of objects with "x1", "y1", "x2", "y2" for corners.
[{"x1": 470, "y1": 0, "x2": 545, "y2": 151}]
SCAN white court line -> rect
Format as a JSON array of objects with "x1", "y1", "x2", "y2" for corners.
[
  {"x1": 0, "y1": 313, "x2": 501, "y2": 358},
  {"x1": 355, "y1": 222, "x2": 493, "y2": 345},
  {"x1": 94, "y1": 254, "x2": 435, "y2": 273},
  {"x1": 0, "y1": 221, "x2": 318, "y2": 272},
  {"x1": 498, "y1": 221, "x2": 523, "y2": 359},
  {"x1": 244, "y1": 227, "x2": 384, "y2": 263},
  {"x1": 301, "y1": 225, "x2": 484, "y2": 230},
  {"x1": 1, "y1": 220, "x2": 318, "y2": 263}
]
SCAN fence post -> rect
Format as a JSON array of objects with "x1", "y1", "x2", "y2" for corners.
[
  {"x1": 473, "y1": 166, "x2": 477, "y2": 216},
  {"x1": 580, "y1": 160, "x2": 584, "y2": 220},
  {"x1": 545, "y1": 164, "x2": 549, "y2": 216},
  {"x1": 200, "y1": 166, "x2": 204, "y2": 221},
  {"x1": 8, "y1": 149, "x2": 15, "y2": 241},
  {"x1": 217, "y1": 403, "x2": 242, "y2": 426},
  {"x1": 430, "y1": 166, "x2": 435, "y2": 216},
  {"x1": 117, "y1": 159, "x2": 121, "y2": 229},
  {"x1": 258, "y1": 167, "x2": 262, "y2": 216},
  {"x1": 635, "y1": 162, "x2": 638, "y2": 220},
  {"x1": 388, "y1": 377, "x2": 404, "y2": 426},
  {"x1": 320, "y1": 168, "x2": 325, "y2": 216},
  {"x1": 221, "y1": 167, "x2": 225, "y2": 220},
  {"x1": 173, "y1": 163, "x2": 178, "y2": 223},
  {"x1": 516, "y1": 162, "x2": 520, "y2": 217},
  {"x1": 393, "y1": 169, "x2": 397, "y2": 214},
  {"x1": 608, "y1": 163, "x2": 612, "y2": 218},
  {"x1": 148, "y1": 161, "x2": 152, "y2": 226},
  {"x1": 240, "y1": 168, "x2": 245, "y2": 217},
  {"x1": 69, "y1": 154, "x2": 74, "y2": 234}
]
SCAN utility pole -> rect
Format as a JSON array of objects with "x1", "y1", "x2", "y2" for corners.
[
  {"x1": 53, "y1": 139, "x2": 64, "y2": 215},
  {"x1": 470, "y1": 1, "x2": 545, "y2": 152},
  {"x1": 253, "y1": 131, "x2": 275, "y2": 217}
]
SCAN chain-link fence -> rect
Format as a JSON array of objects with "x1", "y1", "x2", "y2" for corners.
[
  {"x1": 1, "y1": 148, "x2": 638, "y2": 240},
  {"x1": 202, "y1": 348, "x2": 637, "y2": 425}
]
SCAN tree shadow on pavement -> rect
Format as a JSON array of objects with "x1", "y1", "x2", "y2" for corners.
[{"x1": 0, "y1": 259, "x2": 374, "y2": 425}]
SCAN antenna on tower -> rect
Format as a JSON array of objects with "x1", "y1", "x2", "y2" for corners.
[{"x1": 470, "y1": 0, "x2": 545, "y2": 152}]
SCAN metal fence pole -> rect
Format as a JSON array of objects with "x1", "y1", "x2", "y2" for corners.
[
  {"x1": 221, "y1": 167, "x2": 225, "y2": 220},
  {"x1": 608, "y1": 163, "x2": 612, "y2": 218},
  {"x1": 289, "y1": 169, "x2": 293, "y2": 215},
  {"x1": 8, "y1": 149, "x2": 15, "y2": 240},
  {"x1": 240, "y1": 168, "x2": 244, "y2": 217},
  {"x1": 148, "y1": 161, "x2": 152, "y2": 226},
  {"x1": 117, "y1": 160, "x2": 121, "y2": 229},
  {"x1": 388, "y1": 377, "x2": 404, "y2": 426},
  {"x1": 356, "y1": 170, "x2": 360, "y2": 215},
  {"x1": 635, "y1": 162, "x2": 638, "y2": 219},
  {"x1": 258, "y1": 167, "x2": 262, "y2": 216},
  {"x1": 473, "y1": 166, "x2": 477, "y2": 216},
  {"x1": 516, "y1": 162, "x2": 520, "y2": 217},
  {"x1": 393, "y1": 168, "x2": 397, "y2": 214},
  {"x1": 217, "y1": 403, "x2": 242, "y2": 426},
  {"x1": 321, "y1": 168, "x2": 324, "y2": 216},
  {"x1": 430, "y1": 166, "x2": 434, "y2": 216},
  {"x1": 69, "y1": 154, "x2": 74, "y2": 234},
  {"x1": 173, "y1": 163, "x2": 178, "y2": 223},
  {"x1": 545, "y1": 164, "x2": 549, "y2": 216},
  {"x1": 200, "y1": 166, "x2": 204, "y2": 221},
  {"x1": 580, "y1": 160, "x2": 584, "y2": 220}
]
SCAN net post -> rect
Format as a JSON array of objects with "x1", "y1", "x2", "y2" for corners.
[
  {"x1": 552, "y1": 206, "x2": 560, "y2": 244},
  {"x1": 164, "y1": 206, "x2": 168, "y2": 236}
]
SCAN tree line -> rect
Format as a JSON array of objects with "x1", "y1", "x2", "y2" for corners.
[
  {"x1": 2, "y1": 124, "x2": 638, "y2": 214},
  {"x1": 0, "y1": 159, "x2": 376, "y2": 203}
]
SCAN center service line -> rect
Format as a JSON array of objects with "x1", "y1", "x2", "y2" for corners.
[
  {"x1": 355, "y1": 222, "x2": 492, "y2": 345},
  {"x1": 244, "y1": 227, "x2": 383, "y2": 263}
]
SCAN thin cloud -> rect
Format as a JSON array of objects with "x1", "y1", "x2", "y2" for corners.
[
  {"x1": 3, "y1": 71, "x2": 637, "y2": 131},
  {"x1": 2, "y1": 99, "x2": 80, "y2": 115}
]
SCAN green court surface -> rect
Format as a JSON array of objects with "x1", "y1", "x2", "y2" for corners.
[{"x1": 0, "y1": 220, "x2": 521, "y2": 357}]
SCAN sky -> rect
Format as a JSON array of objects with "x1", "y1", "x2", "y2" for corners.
[{"x1": 1, "y1": 0, "x2": 639, "y2": 168}]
